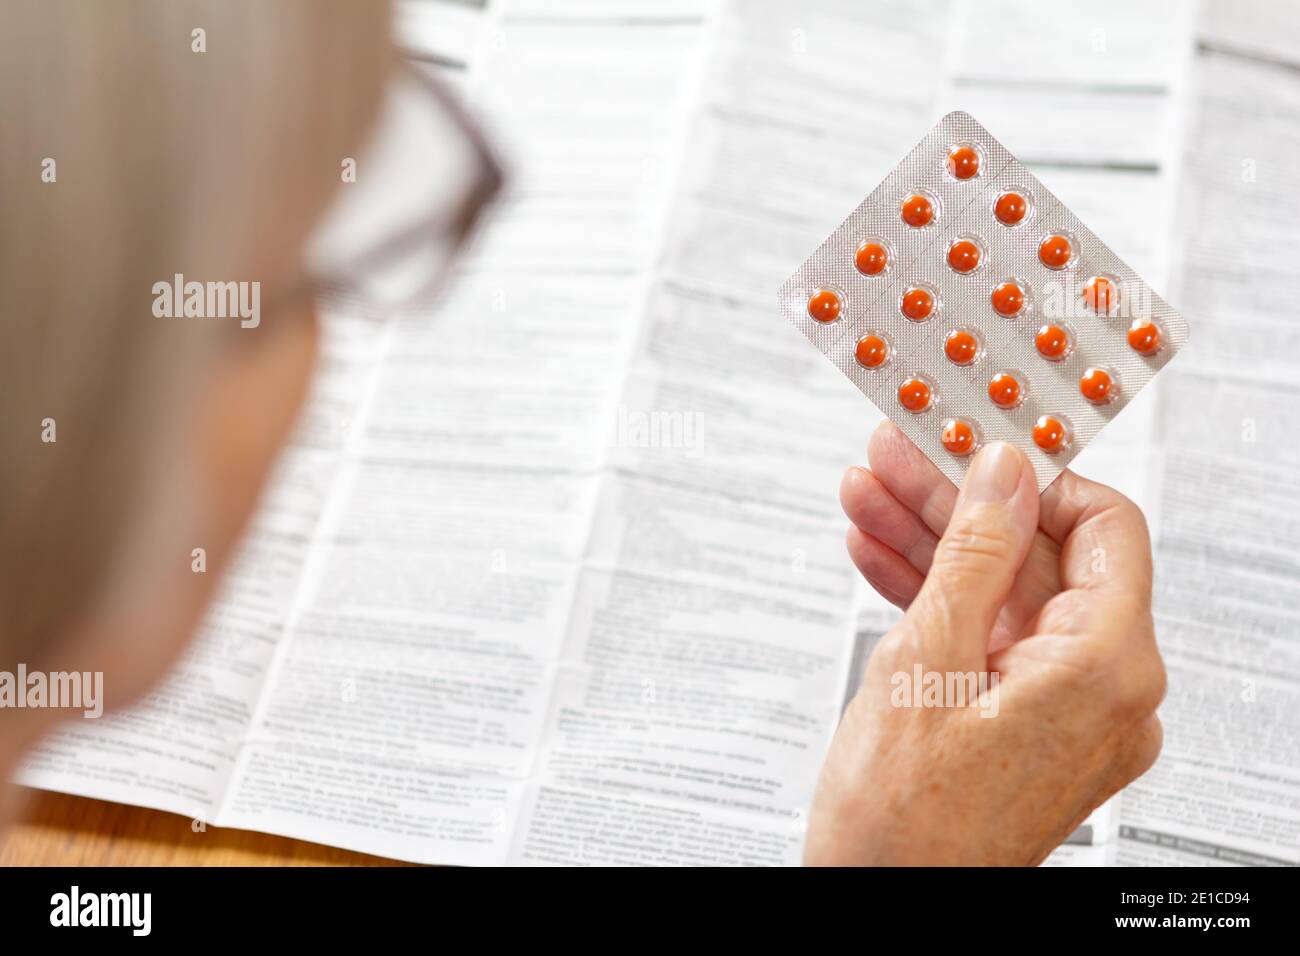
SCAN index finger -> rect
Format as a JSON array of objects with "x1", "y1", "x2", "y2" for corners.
[
  {"x1": 1039, "y1": 469, "x2": 1153, "y2": 608},
  {"x1": 869, "y1": 420, "x2": 1152, "y2": 604}
]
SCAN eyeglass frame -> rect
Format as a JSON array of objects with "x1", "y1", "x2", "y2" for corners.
[{"x1": 270, "y1": 58, "x2": 505, "y2": 318}]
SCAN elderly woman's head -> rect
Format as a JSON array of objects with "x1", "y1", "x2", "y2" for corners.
[{"x1": 0, "y1": 0, "x2": 393, "y2": 791}]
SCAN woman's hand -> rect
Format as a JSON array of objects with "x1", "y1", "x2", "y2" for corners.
[{"x1": 805, "y1": 422, "x2": 1166, "y2": 866}]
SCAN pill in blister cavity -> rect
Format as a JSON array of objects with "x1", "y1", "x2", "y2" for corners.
[
  {"x1": 1127, "y1": 319, "x2": 1162, "y2": 355},
  {"x1": 901, "y1": 192, "x2": 936, "y2": 228},
  {"x1": 946, "y1": 143, "x2": 982, "y2": 181},
  {"x1": 1038, "y1": 233, "x2": 1074, "y2": 270},
  {"x1": 1082, "y1": 275, "x2": 1118, "y2": 314},
  {"x1": 900, "y1": 285, "x2": 936, "y2": 321},
  {"x1": 897, "y1": 376, "x2": 933, "y2": 413},
  {"x1": 994, "y1": 191, "x2": 1030, "y2": 226},
  {"x1": 807, "y1": 288, "x2": 842, "y2": 324},
  {"x1": 1032, "y1": 415, "x2": 1071, "y2": 454},
  {"x1": 991, "y1": 280, "x2": 1026, "y2": 317},
  {"x1": 941, "y1": 418, "x2": 980, "y2": 456},
  {"x1": 854, "y1": 333, "x2": 890, "y2": 369},
  {"x1": 944, "y1": 327, "x2": 982, "y2": 366},
  {"x1": 1035, "y1": 323, "x2": 1073, "y2": 361},
  {"x1": 855, "y1": 239, "x2": 890, "y2": 276},
  {"x1": 1079, "y1": 366, "x2": 1118, "y2": 405},
  {"x1": 987, "y1": 371, "x2": 1025, "y2": 409},
  {"x1": 946, "y1": 236, "x2": 982, "y2": 274},
  {"x1": 781, "y1": 112, "x2": 1187, "y2": 494}
]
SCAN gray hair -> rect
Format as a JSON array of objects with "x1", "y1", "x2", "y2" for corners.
[{"x1": 0, "y1": 0, "x2": 392, "y2": 661}]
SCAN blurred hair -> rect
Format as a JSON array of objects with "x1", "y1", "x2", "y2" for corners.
[{"x1": 0, "y1": 0, "x2": 392, "y2": 661}]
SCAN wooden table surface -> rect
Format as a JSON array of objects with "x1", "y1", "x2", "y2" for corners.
[{"x1": 0, "y1": 787, "x2": 411, "y2": 866}]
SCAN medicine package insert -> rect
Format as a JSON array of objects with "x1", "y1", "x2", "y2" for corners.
[{"x1": 779, "y1": 111, "x2": 1187, "y2": 493}]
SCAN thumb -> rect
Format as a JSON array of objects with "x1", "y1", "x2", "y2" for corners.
[{"x1": 900, "y1": 441, "x2": 1039, "y2": 672}]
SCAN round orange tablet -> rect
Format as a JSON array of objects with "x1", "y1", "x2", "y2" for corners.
[
  {"x1": 1079, "y1": 366, "x2": 1117, "y2": 404},
  {"x1": 807, "y1": 289, "x2": 842, "y2": 324},
  {"x1": 855, "y1": 240, "x2": 889, "y2": 276},
  {"x1": 1035, "y1": 323, "x2": 1072, "y2": 361},
  {"x1": 1127, "y1": 319, "x2": 1161, "y2": 355},
  {"x1": 1038, "y1": 234, "x2": 1073, "y2": 270},
  {"x1": 1082, "y1": 275, "x2": 1117, "y2": 313},
  {"x1": 947, "y1": 144, "x2": 981, "y2": 181},
  {"x1": 900, "y1": 192, "x2": 935, "y2": 228},
  {"x1": 941, "y1": 418, "x2": 978, "y2": 456},
  {"x1": 1032, "y1": 415, "x2": 1070, "y2": 454},
  {"x1": 947, "y1": 238, "x2": 981, "y2": 274},
  {"x1": 987, "y1": 371, "x2": 1023, "y2": 409},
  {"x1": 994, "y1": 191, "x2": 1029, "y2": 226},
  {"x1": 897, "y1": 377, "x2": 933, "y2": 413},
  {"x1": 900, "y1": 286, "x2": 935, "y2": 321},
  {"x1": 854, "y1": 333, "x2": 890, "y2": 369},
  {"x1": 990, "y1": 281, "x2": 1026, "y2": 317},
  {"x1": 944, "y1": 328, "x2": 981, "y2": 366}
]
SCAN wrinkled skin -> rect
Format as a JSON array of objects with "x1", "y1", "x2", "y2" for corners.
[{"x1": 805, "y1": 423, "x2": 1165, "y2": 866}]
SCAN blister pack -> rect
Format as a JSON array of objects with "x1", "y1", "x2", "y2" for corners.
[{"x1": 779, "y1": 111, "x2": 1187, "y2": 492}]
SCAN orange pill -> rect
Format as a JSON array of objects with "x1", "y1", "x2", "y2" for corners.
[
  {"x1": 947, "y1": 239, "x2": 981, "y2": 274},
  {"x1": 900, "y1": 286, "x2": 935, "y2": 321},
  {"x1": 944, "y1": 328, "x2": 980, "y2": 366},
  {"x1": 855, "y1": 240, "x2": 889, "y2": 276},
  {"x1": 897, "y1": 377, "x2": 932, "y2": 413},
  {"x1": 1032, "y1": 415, "x2": 1070, "y2": 454},
  {"x1": 1038, "y1": 234, "x2": 1073, "y2": 270},
  {"x1": 947, "y1": 144, "x2": 981, "y2": 181},
  {"x1": 1079, "y1": 366, "x2": 1116, "y2": 404},
  {"x1": 1127, "y1": 319, "x2": 1161, "y2": 355},
  {"x1": 854, "y1": 333, "x2": 889, "y2": 369},
  {"x1": 994, "y1": 191, "x2": 1028, "y2": 226},
  {"x1": 1035, "y1": 323, "x2": 1071, "y2": 361},
  {"x1": 990, "y1": 281, "x2": 1025, "y2": 317},
  {"x1": 941, "y1": 419, "x2": 978, "y2": 456},
  {"x1": 987, "y1": 371, "x2": 1023, "y2": 409},
  {"x1": 901, "y1": 193, "x2": 935, "y2": 228},
  {"x1": 1082, "y1": 275, "x2": 1117, "y2": 313},
  {"x1": 807, "y1": 289, "x2": 842, "y2": 323}
]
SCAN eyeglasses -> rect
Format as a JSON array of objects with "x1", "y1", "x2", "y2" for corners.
[{"x1": 301, "y1": 61, "x2": 503, "y2": 312}]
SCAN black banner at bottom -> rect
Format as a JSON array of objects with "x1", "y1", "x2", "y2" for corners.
[{"x1": 0, "y1": 864, "x2": 1284, "y2": 941}]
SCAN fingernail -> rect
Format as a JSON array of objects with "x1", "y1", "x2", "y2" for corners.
[{"x1": 963, "y1": 442, "x2": 1023, "y2": 503}]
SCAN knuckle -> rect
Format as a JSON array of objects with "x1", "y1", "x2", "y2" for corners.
[
  {"x1": 1105, "y1": 646, "x2": 1166, "y2": 719},
  {"x1": 1142, "y1": 654, "x2": 1168, "y2": 711},
  {"x1": 1109, "y1": 490, "x2": 1148, "y2": 532},
  {"x1": 869, "y1": 625, "x2": 919, "y2": 671},
  {"x1": 1114, "y1": 717, "x2": 1164, "y2": 789},
  {"x1": 1131, "y1": 715, "x2": 1164, "y2": 770},
  {"x1": 1103, "y1": 495, "x2": 1154, "y2": 576},
  {"x1": 933, "y1": 517, "x2": 1014, "y2": 580}
]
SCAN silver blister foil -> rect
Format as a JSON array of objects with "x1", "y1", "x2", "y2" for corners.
[{"x1": 779, "y1": 111, "x2": 1188, "y2": 493}]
